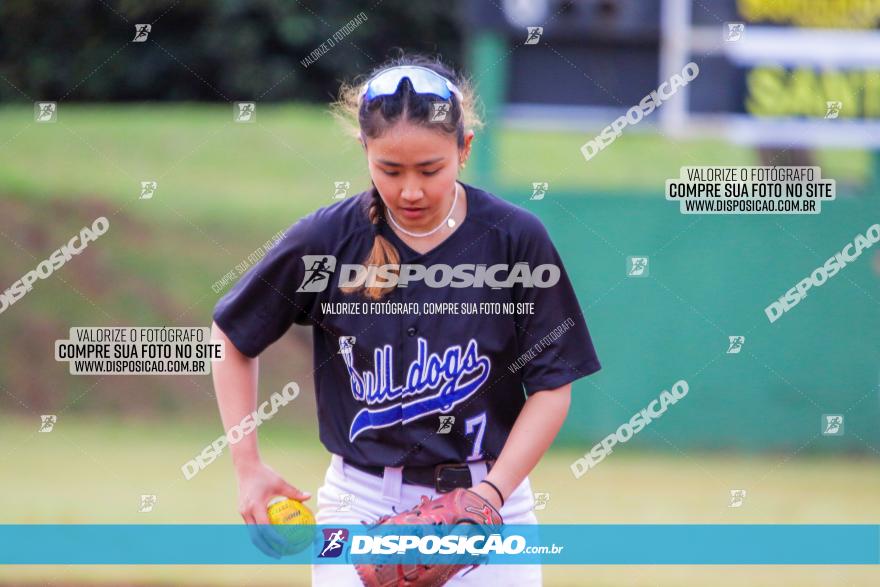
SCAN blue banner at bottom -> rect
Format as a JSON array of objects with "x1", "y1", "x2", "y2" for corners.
[{"x1": 0, "y1": 525, "x2": 877, "y2": 565}]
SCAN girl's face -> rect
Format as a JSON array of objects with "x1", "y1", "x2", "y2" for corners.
[{"x1": 363, "y1": 121, "x2": 473, "y2": 232}]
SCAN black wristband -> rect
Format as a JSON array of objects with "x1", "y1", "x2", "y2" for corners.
[{"x1": 480, "y1": 479, "x2": 505, "y2": 507}]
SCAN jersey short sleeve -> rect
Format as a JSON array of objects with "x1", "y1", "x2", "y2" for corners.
[
  {"x1": 212, "y1": 216, "x2": 322, "y2": 358},
  {"x1": 511, "y1": 214, "x2": 601, "y2": 395}
]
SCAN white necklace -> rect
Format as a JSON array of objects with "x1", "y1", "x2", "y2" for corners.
[{"x1": 387, "y1": 182, "x2": 459, "y2": 238}]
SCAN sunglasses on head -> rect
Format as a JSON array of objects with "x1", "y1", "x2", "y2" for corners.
[{"x1": 361, "y1": 65, "x2": 463, "y2": 102}]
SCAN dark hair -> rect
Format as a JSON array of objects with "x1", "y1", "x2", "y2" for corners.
[{"x1": 332, "y1": 53, "x2": 482, "y2": 301}]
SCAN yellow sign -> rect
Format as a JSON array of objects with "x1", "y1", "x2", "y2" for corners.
[
  {"x1": 739, "y1": 0, "x2": 880, "y2": 29},
  {"x1": 746, "y1": 66, "x2": 880, "y2": 118}
]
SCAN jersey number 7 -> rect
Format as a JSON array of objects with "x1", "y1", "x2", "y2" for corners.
[{"x1": 465, "y1": 412, "x2": 487, "y2": 461}]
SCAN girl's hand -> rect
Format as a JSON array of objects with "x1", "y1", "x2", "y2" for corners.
[{"x1": 236, "y1": 460, "x2": 312, "y2": 558}]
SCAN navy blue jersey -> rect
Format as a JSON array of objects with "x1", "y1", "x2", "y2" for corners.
[{"x1": 213, "y1": 182, "x2": 601, "y2": 467}]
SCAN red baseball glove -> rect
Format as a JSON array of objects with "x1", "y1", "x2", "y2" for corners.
[{"x1": 355, "y1": 487, "x2": 503, "y2": 587}]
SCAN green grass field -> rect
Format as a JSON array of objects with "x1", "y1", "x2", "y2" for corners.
[
  {"x1": 0, "y1": 104, "x2": 871, "y2": 217},
  {"x1": 0, "y1": 102, "x2": 872, "y2": 331},
  {"x1": 0, "y1": 416, "x2": 878, "y2": 586},
  {"x1": 1, "y1": 104, "x2": 879, "y2": 585}
]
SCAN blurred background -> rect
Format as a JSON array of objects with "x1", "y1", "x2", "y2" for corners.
[{"x1": 1, "y1": 0, "x2": 878, "y2": 585}]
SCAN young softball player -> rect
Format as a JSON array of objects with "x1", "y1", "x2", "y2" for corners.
[{"x1": 211, "y1": 54, "x2": 601, "y2": 585}]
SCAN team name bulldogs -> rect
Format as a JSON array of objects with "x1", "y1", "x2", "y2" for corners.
[{"x1": 339, "y1": 336, "x2": 490, "y2": 440}]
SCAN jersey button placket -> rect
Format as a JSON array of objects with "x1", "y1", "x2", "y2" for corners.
[
  {"x1": 400, "y1": 287, "x2": 417, "y2": 439},
  {"x1": 398, "y1": 288, "x2": 411, "y2": 422}
]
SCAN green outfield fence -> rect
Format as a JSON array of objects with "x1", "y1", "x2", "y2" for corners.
[{"x1": 512, "y1": 187, "x2": 880, "y2": 452}]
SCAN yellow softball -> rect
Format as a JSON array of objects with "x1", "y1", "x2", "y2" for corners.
[
  {"x1": 266, "y1": 496, "x2": 316, "y2": 555},
  {"x1": 267, "y1": 496, "x2": 316, "y2": 525}
]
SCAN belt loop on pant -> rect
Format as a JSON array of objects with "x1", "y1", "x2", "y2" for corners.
[
  {"x1": 331, "y1": 454, "x2": 347, "y2": 480},
  {"x1": 467, "y1": 461, "x2": 488, "y2": 486},
  {"x1": 381, "y1": 465, "x2": 403, "y2": 504}
]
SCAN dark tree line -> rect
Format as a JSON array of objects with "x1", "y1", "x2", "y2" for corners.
[{"x1": 0, "y1": 0, "x2": 465, "y2": 102}]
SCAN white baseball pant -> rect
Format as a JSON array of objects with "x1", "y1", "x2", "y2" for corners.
[{"x1": 310, "y1": 454, "x2": 543, "y2": 586}]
